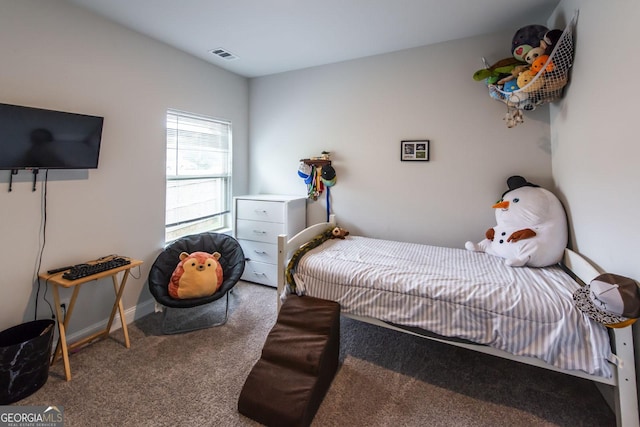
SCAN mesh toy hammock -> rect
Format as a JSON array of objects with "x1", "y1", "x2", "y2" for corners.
[{"x1": 487, "y1": 11, "x2": 578, "y2": 127}]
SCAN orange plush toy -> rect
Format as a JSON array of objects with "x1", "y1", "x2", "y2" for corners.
[
  {"x1": 531, "y1": 55, "x2": 555, "y2": 75},
  {"x1": 169, "y1": 251, "x2": 223, "y2": 299}
]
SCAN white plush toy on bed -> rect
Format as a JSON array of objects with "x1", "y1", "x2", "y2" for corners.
[{"x1": 465, "y1": 175, "x2": 568, "y2": 267}]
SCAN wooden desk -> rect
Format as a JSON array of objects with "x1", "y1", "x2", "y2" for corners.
[{"x1": 39, "y1": 257, "x2": 143, "y2": 381}]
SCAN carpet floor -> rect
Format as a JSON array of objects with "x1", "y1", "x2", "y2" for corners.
[{"x1": 18, "y1": 281, "x2": 615, "y2": 426}]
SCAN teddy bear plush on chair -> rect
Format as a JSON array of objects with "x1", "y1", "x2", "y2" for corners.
[{"x1": 465, "y1": 175, "x2": 568, "y2": 267}]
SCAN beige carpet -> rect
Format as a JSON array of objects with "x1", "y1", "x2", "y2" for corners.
[
  {"x1": 317, "y1": 356, "x2": 595, "y2": 427},
  {"x1": 17, "y1": 282, "x2": 615, "y2": 426}
]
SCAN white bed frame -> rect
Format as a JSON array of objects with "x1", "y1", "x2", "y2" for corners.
[{"x1": 277, "y1": 215, "x2": 639, "y2": 427}]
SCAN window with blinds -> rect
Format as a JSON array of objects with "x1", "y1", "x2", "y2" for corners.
[{"x1": 165, "y1": 109, "x2": 232, "y2": 242}]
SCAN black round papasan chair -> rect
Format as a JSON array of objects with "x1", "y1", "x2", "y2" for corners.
[{"x1": 148, "y1": 232, "x2": 245, "y2": 334}]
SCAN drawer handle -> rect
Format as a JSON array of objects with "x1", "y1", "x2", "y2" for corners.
[
  {"x1": 252, "y1": 230, "x2": 267, "y2": 234},
  {"x1": 254, "y1": 209, "x2": 267, "y2": 214},
  {"x1": 253, "y1": 272, "x2": 267, "y2": 276},
  {"x1": 253, "y1": 250, "x2": 267, "y2": 255}
]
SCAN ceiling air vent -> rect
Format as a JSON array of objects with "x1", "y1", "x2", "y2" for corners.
[{"x1": 209, "y1": 47, "x2": 238, "y2": 61}]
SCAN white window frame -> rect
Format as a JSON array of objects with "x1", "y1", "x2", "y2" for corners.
[{"x1": 165, "y1": 109, "x2": 232, "y2": 242}]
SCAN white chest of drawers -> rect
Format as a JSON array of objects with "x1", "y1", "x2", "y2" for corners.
[{"x1": 234, "y1": 195, "x2": 306, "y2": 287}]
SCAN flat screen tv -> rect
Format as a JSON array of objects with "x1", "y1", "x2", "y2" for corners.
[{"x1": 0, "y1": 102, "x2": 104, "y2": 170}]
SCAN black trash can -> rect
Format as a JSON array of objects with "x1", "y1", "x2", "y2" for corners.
[{"x1": 0, "y1": 319, "x2": 55, "y2": 404}]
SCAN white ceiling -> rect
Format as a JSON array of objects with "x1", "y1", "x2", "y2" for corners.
[{"x1": 65, "y1": 0, "x2": 560, "y2": 78}]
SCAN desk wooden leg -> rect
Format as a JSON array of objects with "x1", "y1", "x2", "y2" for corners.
[
  {"x1": 108, "y1": 271, "x2": 131, "y2": 348},
  {"x1": 51, "y1": 286, "x2": 81, "y2": 364},
  {"x1": 51, "y1": 284, "x2": 72, "y2": 381}
]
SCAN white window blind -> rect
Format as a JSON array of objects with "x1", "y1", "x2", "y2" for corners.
[{"x1": 165, "y1": 110, "x2": 232, "y2": 242}]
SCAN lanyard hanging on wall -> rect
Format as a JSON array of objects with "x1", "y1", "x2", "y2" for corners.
[
  {"x1": 298, "y1": 156, "x2": 337, "y2": 221},
  {"x1": 325, "y1": 187, "x2": 331, "y2": 222},
  {"x1": 320, "y1": 164, "x2": 336, "y2": 222}
]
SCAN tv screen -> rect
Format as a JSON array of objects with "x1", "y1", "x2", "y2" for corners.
[{"x1": 0, "y1": 103, "x2": 104, "y2": 170}]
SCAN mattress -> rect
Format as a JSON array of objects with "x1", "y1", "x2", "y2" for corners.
[{"x1": 291, "y1": 236, "x2": 613, "y2": 377}]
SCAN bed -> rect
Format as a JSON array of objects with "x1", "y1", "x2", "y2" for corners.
[{"x1": 276, "y1": 215, "x2": 639, "y2": 427}]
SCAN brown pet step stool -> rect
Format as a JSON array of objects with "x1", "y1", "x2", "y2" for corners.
[{"x1": 238, "y1": 295, "x2": 340, "y2": 427}]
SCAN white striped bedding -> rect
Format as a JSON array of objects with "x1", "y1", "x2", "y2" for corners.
[{"x1": 291, "y1": 236, "x2": 613, "y2": 377}]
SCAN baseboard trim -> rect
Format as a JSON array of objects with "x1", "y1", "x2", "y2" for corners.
[{"x1": 63, "y1": 299, "x2": 156, "y2": 344}]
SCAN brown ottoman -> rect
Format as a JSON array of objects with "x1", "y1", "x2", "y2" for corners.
[{"x1": 238, "y1": 295, "x2": 340, "y2": 427}]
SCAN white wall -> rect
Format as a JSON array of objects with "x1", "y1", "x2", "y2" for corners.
[
  {"x1": 0, "y1": 0, "x2": 249, "y2": 333},
  {"x1": 249, "y1": 32, "x2": 553, "y2": 247},
  {"x1": 550, "y1": 0, "x2": 640, "y2": 404},
  {"x1": 551, "y1": 1, "x2": 640, "y2": 279}
]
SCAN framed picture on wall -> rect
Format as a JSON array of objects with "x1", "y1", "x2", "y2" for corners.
[{"x1": 401, "y1": 140, "x2": 430, "y2": 161}]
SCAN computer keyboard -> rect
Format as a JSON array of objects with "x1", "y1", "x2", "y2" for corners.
[{"x1": 62, "y1": 257, "x2": 131, "y2": 280}]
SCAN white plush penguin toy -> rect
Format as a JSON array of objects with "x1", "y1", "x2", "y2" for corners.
[{"x1": 465, "y1": 176, "x2": 568, "y2": 267}]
